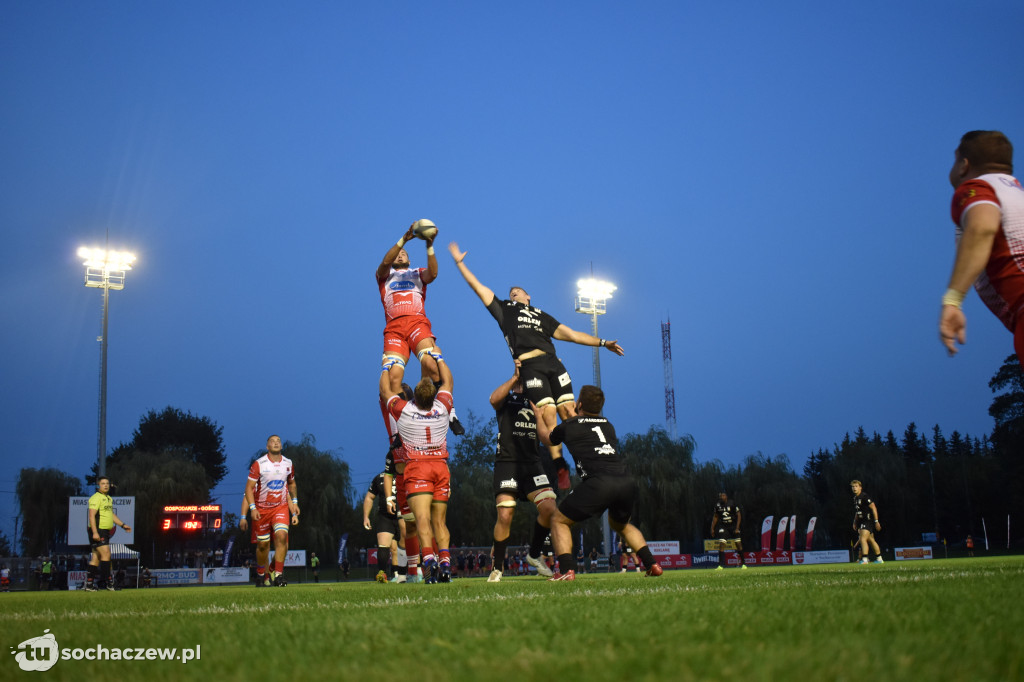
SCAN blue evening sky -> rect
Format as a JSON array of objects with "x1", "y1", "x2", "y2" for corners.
[{"x1": 2, "y1": 2, "x2": 1023, "y2": 542}]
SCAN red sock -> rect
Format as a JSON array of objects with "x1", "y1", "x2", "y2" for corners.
[
  {"x1": 274, "y1": 560, "x2": 283, "y2": 574},
  {"x1": 406, "y1": 535, "x2": 420, "y2": 561},
  {"x1": 440, "y1": 549, "x2": 451, "y2": 564}
]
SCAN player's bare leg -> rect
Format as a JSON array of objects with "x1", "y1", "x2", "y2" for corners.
[
  {"x1": 414, "y1": 338, "x2": 442, "y2": 384},
  {"x1": 431, "y1": 500, "x2": 453, "y2": 581},
  {"x1": 409, "y1": 494, "x2": 438, "y2": 582},
  {"x1": 271, "y1": 528, "x2": 289, "y2": 586},
  {"x1": 610, "y1": 519, "x2": 662, "y2": 576}
]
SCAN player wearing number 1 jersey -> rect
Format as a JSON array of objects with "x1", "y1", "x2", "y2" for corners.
[
  {"x1": 940, "y1": 131, "x2": 1024, "y2": 368},
  {"x1": 380, "y1": 357, "x2": 455, "y2": 583},
  {"x1": 534, "y1": 385, "x2": 662, "y2": 581}
]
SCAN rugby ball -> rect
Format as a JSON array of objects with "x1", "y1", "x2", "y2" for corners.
[{"x1": 412, "y1": 219, "x2": 437, "y2": 240}]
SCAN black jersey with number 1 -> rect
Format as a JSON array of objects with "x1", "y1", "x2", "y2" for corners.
[{"x1": 548, "y1": 416, "x2": 628, "y2": 479}]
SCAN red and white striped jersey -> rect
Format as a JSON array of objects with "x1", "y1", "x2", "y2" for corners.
[
  {"x1": 952, "y1": 173, "x2": 1024, "y2": 330},
  {"x1": 248, "y1": 454, "x2": 295, "y2": 510},
  {"x1": 378, "y1": 267, "x2": 428, "y2": 322},
  {"x1": 386, "y1": 391, "x2": 453, "y2": 460}
]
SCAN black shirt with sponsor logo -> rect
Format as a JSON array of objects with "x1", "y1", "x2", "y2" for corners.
[
  {"x1": 495, "y1": 391, "x2": 541, "y2": 464},
  {"x1": 369, "y1": 473, "x2": 397, "y2": 519},
  {"x1": 486, "y1": 298, "x2": 561, "y2": 357},
  {"x1": 713, "y1": 500, "x2": 740, "y2": 529},
  {"x1": 853, "y1": 492, "x2": 876, "y2": 523},
  {"x1": 548, "y1": 415, "x2": 628, "y2": 479}
]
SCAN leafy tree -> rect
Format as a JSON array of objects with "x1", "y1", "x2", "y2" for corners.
[
  {"x1": 106, "y1": 451, "x2": 211, "y2": 565},
  {"x1": 97, "y1": 407, "x2": 227, "y2": 490},
  {"x1": 276, "y1": 434, "x2": 357, "y2": 564},
  {"x1": 0, "y1": 531, "x2": 13, "y2": 557},
  {"x1": 16, "y1": 468, "x2": 83, "y2": 555},
  {"x1": 988, "y1": 354, "x2": 1024, "y2": 540}
]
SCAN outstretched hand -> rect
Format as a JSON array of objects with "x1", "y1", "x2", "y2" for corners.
[
  {"x1": 603, "y1": 339, "x2": 626, "y2": 356},
  {"x1": 448, "y1": 242, "x2": 466, "y2": 263}
]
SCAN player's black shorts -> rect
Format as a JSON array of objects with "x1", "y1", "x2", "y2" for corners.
[
  {"x1": 88, "y1": 527, "x2": 111, "y2": 550},
  {"x1": 715, "y1": 527, "x2": 741, "y2": 541},
  {"x1": 375, "y1": 514, "x2": 400, "y2": 538},
  {"x1": 493, "y1": 461, "x2": 552, "y2": 500},
  {"x1": 855, "y1": 521, "x2": 877, "y2": 532},
  {"x1": 520, "y1": 355, "x2": 574, "y2": 407},
  {"x1": 558, "y1": 475, "x2": 636, "y2": 525}
]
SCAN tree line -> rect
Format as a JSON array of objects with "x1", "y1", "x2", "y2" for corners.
[{"x1": 12, "y1": 356, "x2": 1024, "y2": 562}]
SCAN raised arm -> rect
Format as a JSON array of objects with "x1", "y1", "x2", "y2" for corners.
[
  {"x1": 376, "y1": 225, "x2": 417, "y2": 280},
  {"x1": 448, "y1": 242, "x2": 496, "y2": 306},
  {"x1": 489, "y1": 363, "x2": 521, "y2": 410},
  {"x1": 552, "y1": 324, "x2": 625, "y2": 356}
]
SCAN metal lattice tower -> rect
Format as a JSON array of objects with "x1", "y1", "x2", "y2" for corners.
[{"x1": 661, "y1": 319, "x2": 677, "y2": 439}]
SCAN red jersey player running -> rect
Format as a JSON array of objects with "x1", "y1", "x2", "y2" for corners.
[
  {"x1": 380, "y1": 353, "x2": 455, "y2": 584},
  {"x1": 941, "y1": 131, "x2": 1024, "y2": 368},
  {"x1": 246, "y1": 435, "x2": 299, "y2": 587}
]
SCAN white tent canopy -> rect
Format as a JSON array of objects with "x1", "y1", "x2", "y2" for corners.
[{"x1": 109, "y1": 544, "x2": 140, "y2": 588}]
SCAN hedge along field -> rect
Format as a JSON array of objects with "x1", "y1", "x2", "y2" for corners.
[{"x1": 4, "y1": 556, "x2": 1022, "y2": 682}]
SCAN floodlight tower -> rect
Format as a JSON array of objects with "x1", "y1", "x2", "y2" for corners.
[
  {"x1": 662, "y1": 319, "x2": 677, "y2": 440},
  {"x1": 78, "y1": 246, "x2": 136, "y2": 478},
  {"x1": 575, "y1": 276, "x2": 617, "y2": 556}
]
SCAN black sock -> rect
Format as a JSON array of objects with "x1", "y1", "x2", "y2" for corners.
[
  {"x1": 557, "y1": 553, "x2": 577, "y2": 572},
  {"x1": 528, "y1": 521, "x2": 548, "y2": 558},
  {"x1": 636, "y1": 546, "x2": 655, "y2": 570},
  {"x1": 100, "y1": 561, "x2": 111, "y2": 585},
  {"x1": 493, "y1": 538, "x2": 508, "y2": 571},
  {"x1": 378, "y1": 547, "x2": 392, "y2": 577},
  {"x1": 87, "y1": 565, "x2": 98, "y2": 585}
]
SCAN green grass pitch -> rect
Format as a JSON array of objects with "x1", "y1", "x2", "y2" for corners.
[{"x1": 4, "y1": 557, "x2": 1022, "y2": 682}]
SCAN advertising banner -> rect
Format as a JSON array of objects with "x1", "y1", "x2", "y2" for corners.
[
  {"x1": 761, "y1": 516, "x2": 773, "y2": 549},
  {"x1": 743, "y1": 550, "x2": 792, "y2": 566},
  {"x1": 788, "y1": 515, "x2": 797, "y2": 551},
  {"x1": 703, "y1": 539, "x2": 740, "y2": 551},
  {"x1": 67, "y1": 496, "x2": 136, "y2": 546},
  {"x1": 792, "y1": 550, "x2": 849, "y2": 565},
  {"x1": 67, "y1": 571, "x2": 89, "y2": 591},
  {"x1": 805, "y1": 517, "x2": 817, "y2": 550},
  {"x1": 651, "y1": 554, "x2": 691, "y2": 569},
  {"x1": 284, "y1": 549, "x2": 306, "y2": 567},
  {"x1": 150, "y1": 569, "x2": 200, "y2": 585},
  {"x1": 894, "y1": 546, "x2": 934, "y2": 561},
  {"x1": 648, "y1": 541, "x2": 680, "y2": 555},
  {"x1": 202, "y1": 567, "x2": 249, "y2": 584}
]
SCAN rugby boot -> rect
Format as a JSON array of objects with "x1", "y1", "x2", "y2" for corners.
[
  {"x1": 439, "y1": 562, "x2": 452, "y2": 583},
  {"x1": 548, "y1": 569, "x2": 575, "y2": 582},
  {"x1": 526, "y1": 553, "x2": 553, "y2": 577}
]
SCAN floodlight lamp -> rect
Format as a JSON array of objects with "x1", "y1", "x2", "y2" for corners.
[
  {"x1": 577, "y1": 278, "x2": 616, "y2": 302},
  {"x1": 78, "y1": 247, "x2": 136, "y2": 271}
]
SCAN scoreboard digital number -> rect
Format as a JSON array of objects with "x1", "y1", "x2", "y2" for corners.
[{"x1": 160, "y1": 504, "x2": 223, "y2": 532}]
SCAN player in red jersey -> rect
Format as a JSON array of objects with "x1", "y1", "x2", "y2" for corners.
[
  {"x1": 380, "y1": 355, "x2": 455, "y2": 583},
  {"x1": 378, "y1": 224, "x2": 464, "y2": 436},
  {"x1": 245, "y1": 435, "x2": 299, "y2": 587},
  {"x1": 941, "y1": 131, "x2": 1024, "y2": 368},
  {"x1": 377, "y1": 223, "x2": 444, "y2": 393}
]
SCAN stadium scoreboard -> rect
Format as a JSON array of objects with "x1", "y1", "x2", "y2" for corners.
[{"x1": 161, "y1": 504, "x2": 222, "y2": 532}]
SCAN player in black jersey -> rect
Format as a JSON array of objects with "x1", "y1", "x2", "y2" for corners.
[
  {"x1": 711, "y1": 492, "x2": 747, "y2": 569},
  {"x1": 448, "y1": 242, "x2": 624, "y2": 487},
  {"x1": 851, "y1": 480, "x2": 883, "y2": 564},
  {"x1": 534, "y1": 385, "x2": 663, "y2": 581},
  {"x1": 363, "y1": 471, "x2": 401, "y2": 582},
  {"x1": 487, "y1": 363, "x2": 559, "y2": 581}
]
